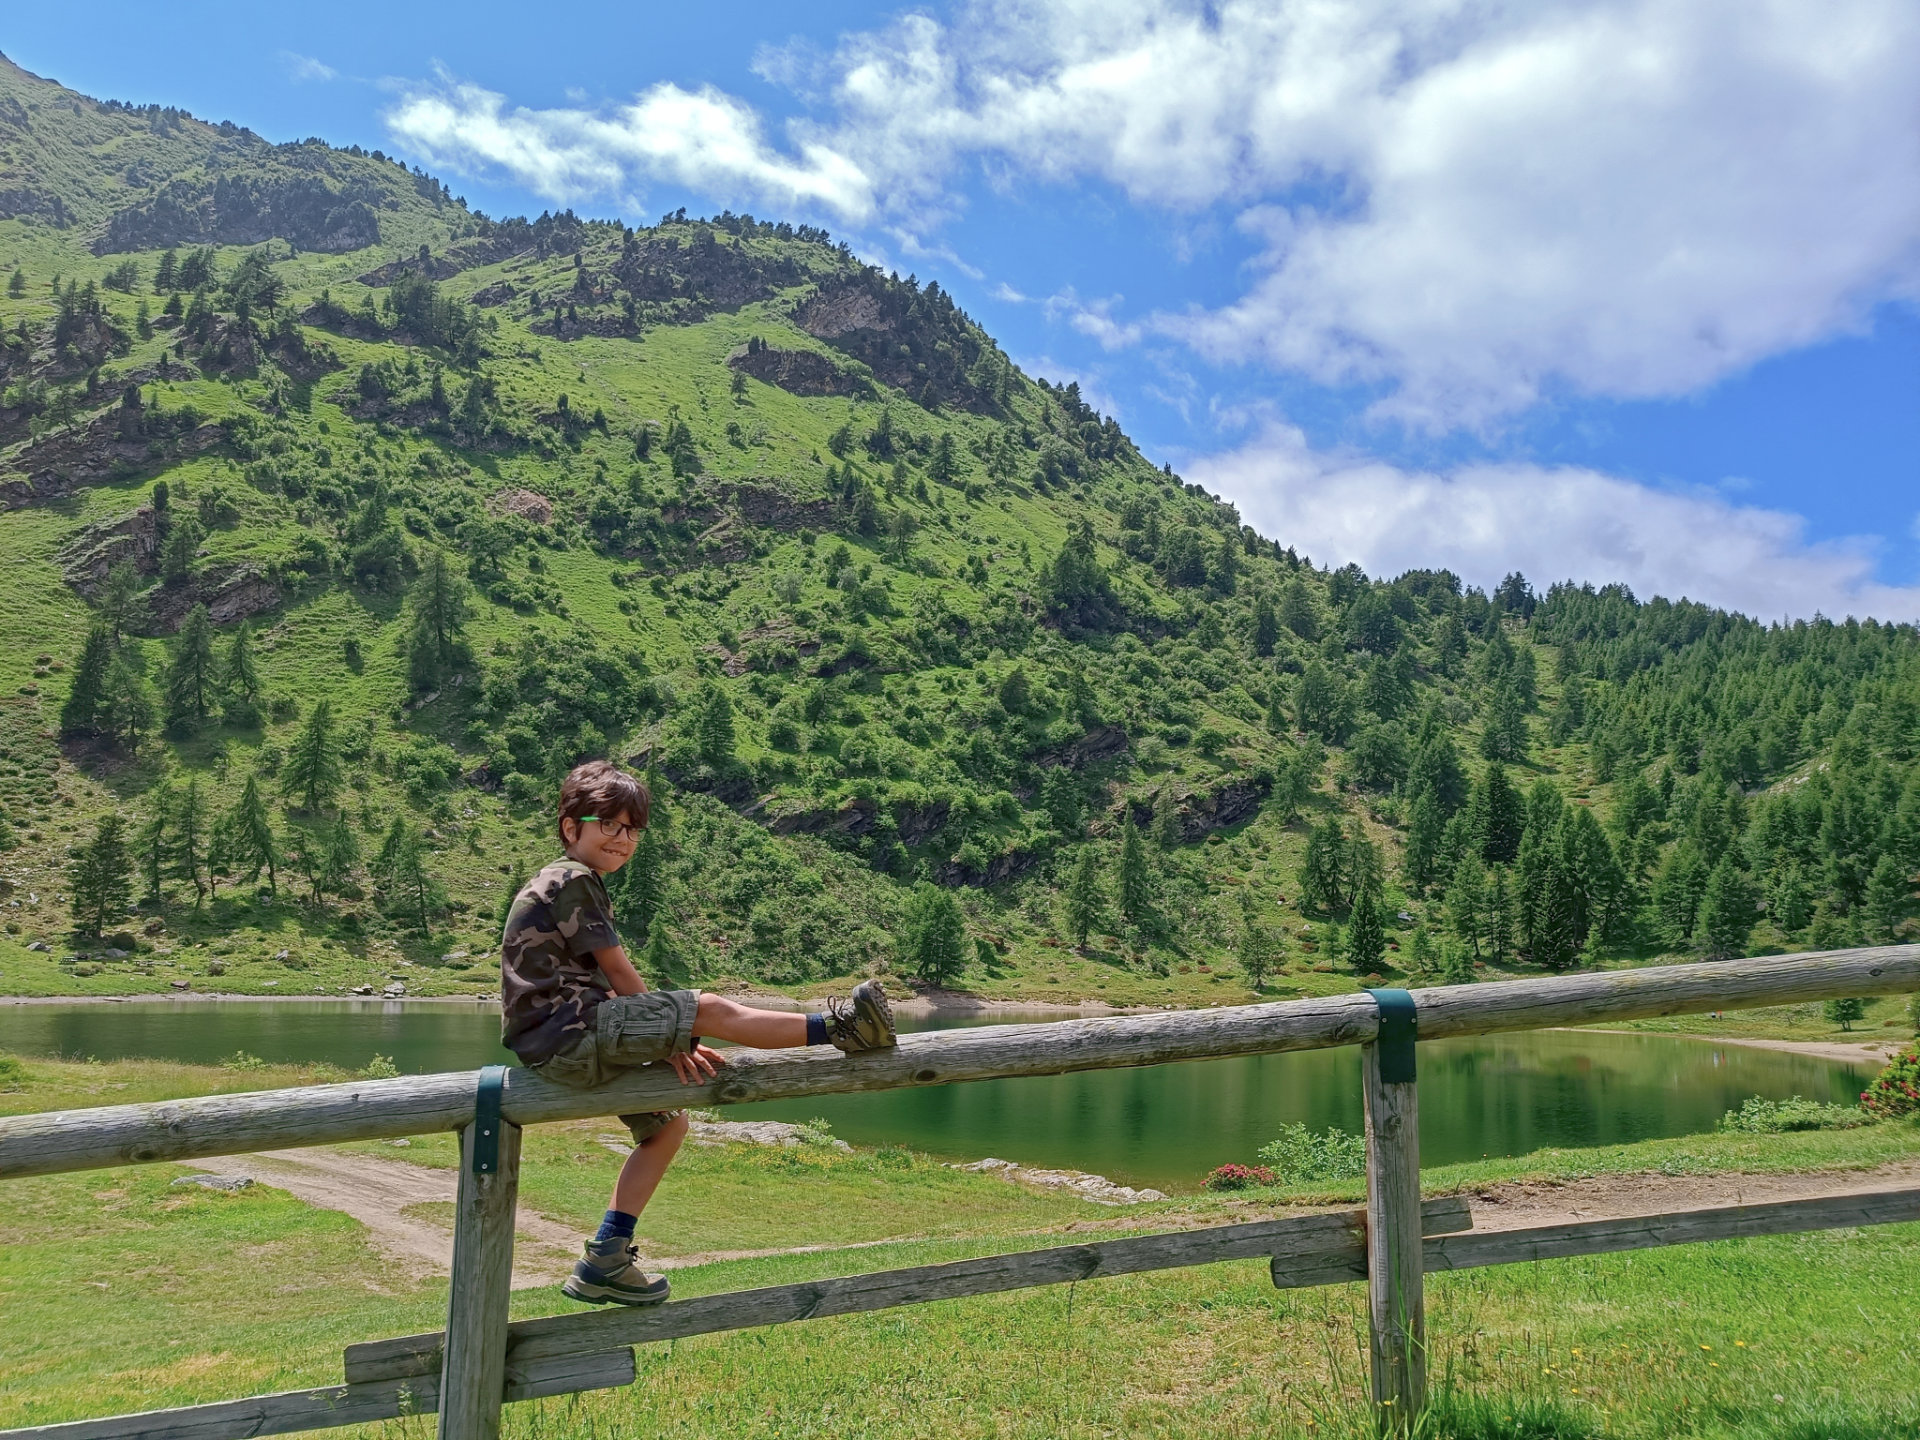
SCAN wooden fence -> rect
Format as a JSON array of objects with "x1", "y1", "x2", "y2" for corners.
[{"x1": 1, "y1": 945, "x2": 1916, "y2": 1440}]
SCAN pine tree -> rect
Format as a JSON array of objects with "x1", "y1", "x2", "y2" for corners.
[
  {"x1": 69, "y1": 814, "x2": 133, "y2": 939},
  {"x1": 640, "y1": 920, "x2": 681, "y2": 986},
  {"x1": 1300, "y1": 816, "x2": 1348, "y2": 915},
  {"x1": 1150, "y1": 785, "x2": 1183, "y2": 847},
  {"x1": 1252, "y1": 592, "x2": 1278, "y2": 657},
  {"x1": 1238, "y1": 893, "x2": 1277, "y2": 989},
  {"x1": 1480, "y1": 682, "x2": 1529, "y2": 763},
  {"x1": 221, "y1": 621, "x2": 260, "y2": 721},
  {"x1": 1864, "y1": 854, "x2": 1909, "y2": 943},
  {"x1": 60, "y1": 627, "x2": 114, "y2": 736},
  {"x1": 1039, "y1": 768, "x2": 1083, "y2": 835},
  {"x1": 1486, "y1": 866, "x2": 1517, "y2": 964},
  {"x1": 1468, "y1": 762, "x2": 1525, "y2": 864},
  {"x1": 373, "y1": 815, "x2": 411, "y2": 891},
  {"x1": 1118, "y1": 821, "x2": 1154, "y2": 927},
  {"x1": 226, "y1": 777, "x2": 278, "y2": 893},
  {"x1": 172, "y1": 776, "x2": 208, "y2": 904},
  {"x1": 903, "y1": 883, "x2": 967, "y2": 985},
  {"x1": 164, "y1": 604, "x2": 217, "y2": 730},
  {"x1": 1345, "y1": 869, "x2": 1386, "y2": 974},
  {"x1": 1403, "y1": 789, "x2": 1445, "y2": 893},
  {"x1": 136, "y1": 783, "x2": 173, "y2": 905},
  {"x1": 696, "y1": 682, "x2": 736, "y2": 765},
  {"x1": 1445, "y1": 853, "x2": 1489, "y2": 960},
  {"x1": 1693, "y1": 855, "x2": 1753, "y2": 960},
  {"x1": 928, "y1": 431, "x2": 958, "y2": 486},
  {"x1": 282, "y1": 699, "x2": 343, "y2": 812},
  {"x1": 6, "y1": 268, "x2": 24, "y2": 298},
  {"x1": 102, "y1": 654, "x2": 155, "y2": 755},
  {"x1": 406, "y1": 549, "x2": 469, "y2": 692},
  {"x1": 305, "y1": 814, "x2": 360, "y2": 904},
  {"x1": 99, "y1": 562, "x2": 143, "y2": 641},
  {"x1": 1065, "y1": 847, "x2": 1104, "y2": 949},
  {"x1": 388, "y1": 829, "x2": 444, "y2": 935}
]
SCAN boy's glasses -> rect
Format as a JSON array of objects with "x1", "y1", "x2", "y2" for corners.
[{"x1": 578, "y1": 817, "x2": 641, "y2": 842}]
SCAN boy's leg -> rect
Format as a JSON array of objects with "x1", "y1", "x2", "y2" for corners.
[
  {"x1": 611, "y1": 1110, "x2": 689, "y2": 1216},
  {"x1": 693, "y1": 981, "x2": 897, "y2": 1053}
]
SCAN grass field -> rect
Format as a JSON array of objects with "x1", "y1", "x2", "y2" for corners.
[{"x1": 2, "y1": 1051, "x2": 1919, "y2": 1439}]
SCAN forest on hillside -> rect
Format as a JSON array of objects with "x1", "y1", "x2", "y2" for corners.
[{"x1": 1, "y1": 53, "x2": 1915, "y2": 1003}]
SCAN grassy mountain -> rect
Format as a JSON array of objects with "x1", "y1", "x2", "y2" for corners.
[{"x1": 1, "y1": 59, "x2": 1916, "y2": 1008}]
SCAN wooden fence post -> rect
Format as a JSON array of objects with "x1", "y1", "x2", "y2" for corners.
[
  {"x1": 439, "y1": 1068, "x2": 520, "y2": 1440},
  {"x1": 1362, "y1": 990, "x2": 1424, "y2": 1435}
]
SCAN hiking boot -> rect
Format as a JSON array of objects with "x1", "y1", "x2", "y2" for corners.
[
  {"x1": 562, "y1": 1240, "x2": 671, "y2": 1307},
  {"x1": 824, "y1": 978, "x2": 897, "y2": 1054}
]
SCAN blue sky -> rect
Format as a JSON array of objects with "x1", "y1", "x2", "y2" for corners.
[{"x1": 8, "y1": 0, "x2": 1916, "y2": 619}]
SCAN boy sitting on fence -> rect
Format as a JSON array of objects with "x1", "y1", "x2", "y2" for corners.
[{"x1": 500, "y1": 760, "x2": 897, "y2": 1307}]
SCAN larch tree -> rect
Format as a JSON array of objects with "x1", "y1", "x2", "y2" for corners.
[
  {"x1": 282, "y1": 699, "x2": 343, "y2": 812},
  {"x1": 69, "y1": 814, "x2": 133, "y2": 939},
  {"x1": 164, "y1": 604, "x2": 217, "y2": 730}
]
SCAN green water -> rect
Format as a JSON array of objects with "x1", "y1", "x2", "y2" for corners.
[{"x1": 0, "y1": 1000, "x2": 1875, "y2": 1191}]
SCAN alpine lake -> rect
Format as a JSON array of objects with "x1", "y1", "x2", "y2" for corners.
[{"x1": 0, "y1": 999, "x2": 1875, "y2": 1192}]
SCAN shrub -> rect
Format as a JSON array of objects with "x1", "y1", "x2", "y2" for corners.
[
  {"x1": 1203, "y1": 1163, "x2": 1277, "y2": 1192},
  {"x1": 1861, "y1": 1044, "x2": 1920, "y2": 1120},
  {"x1": 0, "y1": 1054, "x2": 26, "y2": 1088},
  {"x1": 221, "y1": 1051, "x2": 267, "y2": 1071},
  {"x1": 361, "y1": 1054, "x2": 401, "y2": 1079},
  {"x1": 1256, "y1": 1122, "x2": 1368, "y2": 1183},
  {"x1": 1717, "y1": 1095, "x2": 1871, "y2": 1133}
]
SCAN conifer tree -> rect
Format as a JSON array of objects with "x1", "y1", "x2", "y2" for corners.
[
  {"x1": 1403, "y1": 790, "x2": 1445, "y2": 894},
  {"x1": 407, "y1": 549, "x2": 470, "y2": 692},
  {"x1": 221, "y1": 621, "x2": 260, "y2": 721},
  {"x1": 1237, "y1": 893, "x2": 1277, "y2": 989},
  {"x1": 136, "y1": 783, "x2": 174, "y2": 905},
  {"x1": 102, "y1": 654, "x2": 155, "y2": 756},
  {"x1": 1252, "y1": 592, "x2": 1278, "y2": 658},
  {"x1": 6, "y1": 268, "x2": 24, "y2": 298},
  {"x1": 1065, "y1": 847, "x2": 1104, "y2": 949},
  {"x1": 1118, "y1": 821, "x2": 1154, "y2": 928},
  {"x1": 696, "y1": 682, "x2": 736, "y2": 765},
  {"x1": 903, "y1": 883, "x2": 967, "y2": 985},
  {"x1": 302, "y1": 814, "x2": 360, "y2": 904},
  {"x1": 1864, "y1": 854, "x2": 1909, "y2": 944},
  {"x1": 1150, "y1": 785, "x2": 1183, "y2": 847},
  {"x1": 1345, "y1": 868, "x2": 1386, "y2": 974},
  {"x1": 496, "y1": 860, "x2": 530, "y2": 927},
  {"x1": 1479, "y1": 683, "x2": 1529, "y2": 762},
  {"x1": 282, "y1": 699, "x2": 343, "y2": 812},
  {"x1": 99, "y1": 562, "x2": 143, "y2": 641},
  {"x1": 606, "y1": 824, "x2": 663, "y2": 940},
  {"x1": 1446, "y1": 853, "x2": 1489, "y2": 960},
  {"x1": 164, "y1": 604, "x2": 217, "y2": 730},
  {"x1": 69, "y1": 814, "x2": 132, "y2": 939},
  {"x1": 388, "y1": 829, "x2": 444, "y2": 935},
  {"x1": 1300, "y1": 816, "x2": 1348, "y2": 915},
  {"x1": 1486, "y1": 866, "x2": 1517, "y2": 964},
  {"x1": 60, "y1": 627, "x2": 114, "y2": 736},
  {"x1": 928, "y1": 431, "x2": 958, "y2": 485},
  {"x1": 641, "y1": 920, "x2": 680, "y2": 986},
  {"x1": 172, "y1": 776, "x2": 208, "y2": 904},
  {"x1": 1468, "y1": 762, "x2": 1525, "y2": 864},
  {"x1": 373, "y1": 815, "x2": 411, "y2": 891},
  {"x1": 1693, "y1": 855, "x2": 1752, "y2": 960},
  {"x1": 226, "y1": 777, "x2": 278, "y2": 893}
]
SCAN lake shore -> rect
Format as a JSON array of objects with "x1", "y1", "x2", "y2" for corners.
[{"x1": 1570, "y1": 1025, "x2": 1906, "y2": 1066}]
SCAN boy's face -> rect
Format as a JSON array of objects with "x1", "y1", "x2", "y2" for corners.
[{"x1": 563, "y1": 810, "x2": 641, "y2": 874}]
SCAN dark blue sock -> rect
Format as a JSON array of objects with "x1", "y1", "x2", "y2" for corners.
[
  {"x1": 806, "y1": 1013, "x2": 828, "y2": 1047},
  {"x1": 593, "y1": 1209, "x2": 636, "y2": 1245}
]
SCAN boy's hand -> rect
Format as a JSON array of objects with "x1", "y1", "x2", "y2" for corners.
[{"x1": 667, "y1": 1043, "x2": 726, "y2": 1085}]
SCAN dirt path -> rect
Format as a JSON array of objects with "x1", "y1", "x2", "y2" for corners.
[
  {"x1": 210, "y1": 1144, "x2": 1920, "y2": 1294},
  {"x1": 1568, "y1": 1027, "x2": 1905, "y2": 1065},
  {"x1": 215, "y1": 1146, "x2": 927, "y2": 1289}
]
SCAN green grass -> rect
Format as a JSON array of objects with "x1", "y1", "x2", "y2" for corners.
[{"x1": 3, "y1": 1053, "x2": 1919, "y2": 1436}]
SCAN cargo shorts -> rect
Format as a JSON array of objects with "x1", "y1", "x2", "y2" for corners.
[{"x1": 530, "y1": 989, "x2": 700, "y2": 1145}]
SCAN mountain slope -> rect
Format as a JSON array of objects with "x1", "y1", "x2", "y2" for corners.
[{"x1": 0, "y1": 63, "x2": 1915, "y2": 1010}]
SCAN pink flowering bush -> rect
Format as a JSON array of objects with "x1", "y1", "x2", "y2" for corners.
[
  {"x1": 1862, "y1": 1044, "x2": 1920, "y2": 1119},
  {"x1": 1203, "y1": 1163, "x2": 1278, "y2": 1192}
]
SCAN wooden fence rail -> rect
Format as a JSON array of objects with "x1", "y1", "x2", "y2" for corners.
[{"x1": 1, "y1": 945, "x2": 1915, "y2": 1440}]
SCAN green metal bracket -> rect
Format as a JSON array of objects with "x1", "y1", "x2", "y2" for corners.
[
  {"x1": 471, "y1": 1064, "x2": 509, "y2": 1175},
  {"x1": 1364, "y1": 988, "x2": 1419, "y2": 1084}
]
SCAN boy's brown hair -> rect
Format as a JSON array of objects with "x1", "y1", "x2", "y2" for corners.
[{"x1": 556, "y1": 760, "x2": 651, "y2": 844}]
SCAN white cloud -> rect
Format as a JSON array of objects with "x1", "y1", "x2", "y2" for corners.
[
  {"x1": 384, "y1": 73, "x2": 873, "y2": 219},
  {"x1": 281, "y1": 53, "x2": 337, "y2": 83},
  {"x1": 1189, "y1": 420, "x2": 1920, "y2": 623},
  {"x1": 1042, "y1": 287, "x2": 1142, "y2": 350},
  {"x1": 380, "y1": 0, "x2": 1920, "y2": 427}
]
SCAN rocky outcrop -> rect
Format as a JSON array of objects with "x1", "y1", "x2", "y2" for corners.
[
  {"x1": 1038, "y1": 725, "x2": 1130, "y2": 772},
  {"x1": 1125, "y1": 773, "x2": 1273, "y2": 843},
  {"x1": 487, "y1": 486, "x2": 552, "y2": 524},
  {"x1": 935, "y1": 847, "x2": 1041, "y2": 889},
  {"x1": 726, "y1": 343, "x2": 864, "y2": 398},
  {"x1": 958, "y1": 1157, "x2": 1167, "y2": 1205},
  {"x1": 1, "y1": 416, "x2": 223, "y2": 509},
  {"x1": 767, "y1": 795, "x2": 951, "y2": 846},
  {"x1": 57, "y1": 505, "x2": 160, "y2": 596},
  {"x1": 144, "y1": 564, "x2": 280, "y2": 632}
]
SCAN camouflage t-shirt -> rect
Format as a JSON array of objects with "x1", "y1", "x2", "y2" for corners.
[{"x1": 499, "y1": 859, "x2": 621, "y2": 1064}]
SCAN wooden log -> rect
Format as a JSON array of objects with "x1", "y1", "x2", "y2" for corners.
[
  {"x1": 346, "y1": 1198, "x2": 1476, "y2": 1385},
  {"x1": 1361, "y1": 1040, "x2": 1425, "y2": 1433},
  {"x1": 0, "y1": 1350, "x2": 634, "y2": 1440},
  {"x1": 4, "y1": 945, "x2": 1915, "y2": 1181},
  {"x1": 1423, "y1": 1185, "x2": 1920, "y2": 1272},
  {"x1": 437, "y1": 1120, "x2": 521, "y2": 1440}
]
